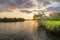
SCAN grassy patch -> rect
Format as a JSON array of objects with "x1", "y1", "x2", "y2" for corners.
[{"x1": 41, "y1": 21, "x2": 60, "y2": 32}]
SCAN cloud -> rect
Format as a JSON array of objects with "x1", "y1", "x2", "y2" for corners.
[
  {"x1": 47, "y1": 6, "x2": 60, "y2": 12},
  {"x1": 46, "y1": 1, "x2": 60, "y2": 12},
  {"x1": 36, "y1": 0, "x2": 60, "y2": 12},
  {"x1": 37, "y1": 0, "x2": 51, "y2": 4},
  {"x1": 0, "y1": 4, "x2": 6, "y2": 11},
  {"x1": 0, "y1": 0, "x2": 34, "y2": 12},
  {"x1": 0, "y1": 4, "x2": 16, "y2": 12},
  {"x1": 0, "y1": 0, "x2": 60, "y2": 13},
  {"x1": 12, "y1": 0, "x2": 34, "y2": 8},
  {"x1": 20, "y1": 9, "x2": 32, "y2": 13},
  {"x1": 43, "y1": 1, "x2": 52, "y2": 6},
  {"x1": 0, "y1": 0, "x2": 34, "y2": 8},
  {"x1": 53, "y1": 0, "x2": 60, "y2": 2}
]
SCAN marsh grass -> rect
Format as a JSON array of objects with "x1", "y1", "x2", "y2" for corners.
[{"x1": 41, "y1": 21, "x2": 60, "y2": 33}]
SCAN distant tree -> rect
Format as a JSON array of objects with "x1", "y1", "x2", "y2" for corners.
[
  {"x1": 33, "y1": 13, "x2": 44, "y2": 20},
  {"x1": 48, "y1": 13, "x2": 60, "y2": 21},
  {"x1": 0, "y1": 17, "x2": 25, "y2": 22}
]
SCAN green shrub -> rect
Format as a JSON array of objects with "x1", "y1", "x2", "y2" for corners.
[
  {"x1": 48, "y1": 13, "x2": 60, "y2": 21},
  {"x1": 42, "y1": 21, "x2": 60, "y2": 32}
]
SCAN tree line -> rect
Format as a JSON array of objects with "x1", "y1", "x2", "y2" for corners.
[{"x1": 0, "y1": 17, "x2": 25, "y2": 22}]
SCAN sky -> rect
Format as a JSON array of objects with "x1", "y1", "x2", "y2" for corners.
[{"x1": 0, "y1": 0, "x2": 60, "y2": 19}]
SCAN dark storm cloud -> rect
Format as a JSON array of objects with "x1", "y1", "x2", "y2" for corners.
[
  {"x1": 37, "y1": 0, "x2": 52, "y2": 6},
  {"x1": 0, "y1": 0, "x2": 60, "y2": 12},
  {"x1": 2, "y1": 0, "x2": 34, "y2": 8},
  {"x1": 0, "y1": 0, "x2": 53, "y2": 9},
  {"x1": 0, "y1": 0, "x2": 34, "y2": 12},
  {"x1": 43, "y1": 1, "x2": 51, "y2": 6},
  {"x1": 20, "y1": 10, "x2": 32, "y2": 13},
  {"x1": 11, "y1": 0, "x2": 34, "y2": 8}
]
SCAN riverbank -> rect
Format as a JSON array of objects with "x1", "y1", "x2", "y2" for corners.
[
  {"x1": 39, "y1": 21, "x2": 60, "y2": 35},
  {"x1": 0, "y1": 18, "x2": 25, "y2": 22}
]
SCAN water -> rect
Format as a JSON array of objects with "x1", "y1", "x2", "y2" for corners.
[{"x1": 0, "y1": 21, "x2": 60, "y2": 40}]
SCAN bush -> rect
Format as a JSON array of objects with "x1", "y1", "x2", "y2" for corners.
[
  {"x1": 48, "y1": 13, "x2": 60, "y2": 21},
  {"x1": 42, "y1": 21, "x2": 60, "y2": 32}
]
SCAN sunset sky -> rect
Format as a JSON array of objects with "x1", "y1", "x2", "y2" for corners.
[{"x1": 0, "y1": 0, "x2": 60, "y2": 19}]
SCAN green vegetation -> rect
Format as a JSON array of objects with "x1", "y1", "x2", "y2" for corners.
[
  {"x1": 33, "y1": 13, "x2": 44, "y2": 20},
  {"x1": 41, "y1": 21, "x2": 60, "y2": 32},
  {"x1": 33, "y1": 13, "x2": 60, "y2": 34},
  {"x1": 48, "y1": 13, "x2": 60, "y2": 21},
  {"x1": 0, "y1": 17, "x2": 25, "y2": 22}
]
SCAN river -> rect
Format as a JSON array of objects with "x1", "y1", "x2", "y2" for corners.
[{"x1": 0, "y1": 21, "x2": 60, "y2": 40}]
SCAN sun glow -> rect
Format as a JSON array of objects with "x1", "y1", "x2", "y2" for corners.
[{"x1": 0, "y1": 9, "x2": 34, "y2": 19}]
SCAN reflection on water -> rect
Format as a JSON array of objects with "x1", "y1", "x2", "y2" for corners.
[
  {"x1": 33, "y1": 20, "x2": 39, "y2": 31},
  {"x1": 0, "y1": 21, "x2": 60, "y2": 40}
]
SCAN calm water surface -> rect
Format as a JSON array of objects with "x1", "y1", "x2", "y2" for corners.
[{"x1": 0, "y1": 21, "x2": 60, "y2": 40}]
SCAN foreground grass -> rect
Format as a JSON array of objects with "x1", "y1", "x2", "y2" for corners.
[{"x1": 41, "y1": 21, "x2": 60, "y2": 33}]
